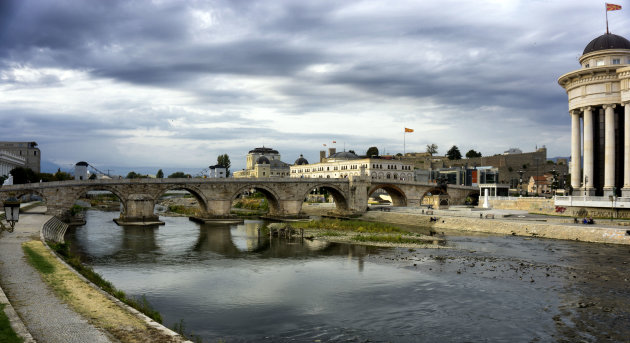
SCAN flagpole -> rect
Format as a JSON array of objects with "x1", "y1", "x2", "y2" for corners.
[
  {"x1": 404, "y1": 130, "x2": 406, "y2": 155},
  {"x1": 606, "y1": 3, "x2": 610, "y2": 34}
]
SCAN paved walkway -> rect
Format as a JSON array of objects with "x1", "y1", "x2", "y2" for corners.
[{"x1": 0, "y1": 210, "x2": 114, "y2": 343}]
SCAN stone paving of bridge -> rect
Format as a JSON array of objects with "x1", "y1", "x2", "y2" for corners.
[{"x1": 0, "y1": 209, "x2": 114, "y2": 343}]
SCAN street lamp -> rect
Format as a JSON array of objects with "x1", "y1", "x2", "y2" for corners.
[
  {"x1": 2, "y1": 197, "x2": 20, "y2": 233},
  {"x1": 518, "y1": 170, "x2": 524, "y2": 196}
]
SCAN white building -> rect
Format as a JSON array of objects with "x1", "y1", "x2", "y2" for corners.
[
  {"x1": 0, "y1": 150, "x2": 26, "y2": 178},
  {"x1": 208, "y1": 164, "x2": 227, "y2": 178},
  {"x1": 559, "y1": 32, "x2": 630, "y2": 196},
  {"x1": 290, "y1": 150, "x2": 414, "y2": 180},
  {"x1": 0, "y1": 141, "x2": 41, "y2": 173},
  {"x1": 74, "y1": 161, "x2": 89, "y2": 180}
]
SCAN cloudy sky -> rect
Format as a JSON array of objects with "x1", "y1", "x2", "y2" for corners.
[{"x1": 1, "y1": 0, "x2": 627, "y2": 173}]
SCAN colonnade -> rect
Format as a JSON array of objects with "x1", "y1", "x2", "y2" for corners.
[{"x1": 570, "y1": 103, "x2": 630, "y2": 196}]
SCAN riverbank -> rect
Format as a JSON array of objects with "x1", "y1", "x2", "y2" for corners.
[
  {"x1": 359, "y1": 207, "x2": 630, "y2": 245},
  {"x1": 0, "y1": 210, "x2": 191, "y2": 343}
]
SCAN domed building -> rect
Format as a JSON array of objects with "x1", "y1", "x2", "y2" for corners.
[
  {"x1": 233, "y1": 147, "x2": 291, "y2": 178},
  {"x1": 558, "y1": 32, "x2": 630, "y2": 196}
]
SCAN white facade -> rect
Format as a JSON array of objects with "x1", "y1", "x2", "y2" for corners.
[
  {"x1": 558, "y1": 33, "x2": 630, "y2": 196},
  {"x1": 74, "y1": 162, "x2": 89, "y2": 181},
  {"x1": 0, "y1": 151, "x2": 26, "y2": 177},
  {"x1": 290, "y1": 157, "x2": 414, "y2": 180},
  {"x1": 208, "y1": 165, "x2": 227, "y2": 178}
]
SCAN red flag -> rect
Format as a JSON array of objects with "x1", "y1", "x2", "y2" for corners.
[
  {"x1": 404, "y1": 128, "x2": 414, "y2": 133},
  {"x1": 332, "y1": 140, "x2": 336, "y2": 143},
  {"x1": 607, "y1": 3, "x2": 622, "y2": 11}
]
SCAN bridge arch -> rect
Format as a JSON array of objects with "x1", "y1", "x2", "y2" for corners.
[
  {"x1": 368, "y1": 184, "x2": 408, "y2": 207},
  {"x1": 70, "y1": 185, "x2": 126, "y2": 215},
  {"x1": 154, "y1": 185, "x2": 209, "y2": 216},
  {"x1": 231, "y1": 184, "x2": 281, "y2": 215},
  {"x1": 302, "y1": 183, "x2": 350, "y2": 212}
]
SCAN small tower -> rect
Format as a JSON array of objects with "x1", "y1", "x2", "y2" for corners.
[{"x1": 74, "y1": 161, "x2": 89, "y2": 181}]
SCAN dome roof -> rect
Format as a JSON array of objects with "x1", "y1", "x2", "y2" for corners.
[
  {"x1": 329, "y1": 151, "x2": 359, "y2": 160},
  {"x1": 294, "y1": 154, "x2": 309, "y2": 165},
  {"x1": 249, "y1": 147, "x2": 279, "y2": 154},
  {"x1": 583, "y1": 33, "x2": 630, "y2": 55},
  {"x1": 256, "y1": 156, "x2": 270, "y2": 164},
  {"x1": 75, "y1": 161, "x2": 89, "y2": 166}
]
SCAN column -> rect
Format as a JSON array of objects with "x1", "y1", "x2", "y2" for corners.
[
  {"x1": 603, "y1": 104, "x2": 616, "y2": 196},
  {"x1": 570, "y1": 109, "x2": 582, "y2": 194},
  {"x1": 582, "y1": 106, "x2": 595, "y2": 195},
  {"x1": 624, "y1": 102, "x2": 630, "y2": 196}
]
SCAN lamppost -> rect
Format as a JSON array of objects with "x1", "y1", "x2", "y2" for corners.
[
  {"x1": 518, "y1": 170, "x2": 524, "y2": 196},
  {"x1": 610, "y1": 187, "x2": 617, "y2": 222},
  {"x1": 583, "y1": 175, "x2": 588, "y2": 197},
  {"x1": 1, "y1": 197, "x2": 20, "y2": 233},
  {"x1": 551, "y1": 169, "x2": 558, "y2": 196}
]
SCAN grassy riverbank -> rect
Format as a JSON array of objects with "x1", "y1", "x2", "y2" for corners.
[
  {"x1": 272, "y1": 219, "x2": 443, "y2": 247},
  {"x1": 22, "y1": 240, "x2": 185, "y2": 343}
]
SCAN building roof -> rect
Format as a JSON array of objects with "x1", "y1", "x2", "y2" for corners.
[
  {"x1": 583, "y1": 33, "x2": 630, "y2": 55},
  {"x1": 249, "y1": 147, "x2": 279, "y2": 154},
  {"x1": 209, "y1": 164, "x2": 225, "y2": 169},
  {"x1": 256, "y1": 156, "x2": 270, "y2": 164},
  {"x1": 75, "y1": 161, "x2": 89, "y2": 166},
  {"x1": 294, "y1": 154, "x2": 309, "y2": 165},
  {"x1": 329, "y1": 151, "x2": 359, "y2": 160}
]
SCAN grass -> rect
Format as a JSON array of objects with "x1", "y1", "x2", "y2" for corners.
[
  {"x1": 167, "y1": 204, "x2": 199, "y2": 216},
  {"x1": 352, "y1": 234, "x2": 429, "y2": 244},
  {"x1": 21, "y1": 240, "x2": 173, "y2": 343},
  {"x1": 48, "y1": 242, "x2": 163, "y2": 323},
  {"x1": 292, "y1": 218, "x2": 406, "y2": 234},
  {"x1": 0, "y1": 304, "x2": 23, "y2": 343}
]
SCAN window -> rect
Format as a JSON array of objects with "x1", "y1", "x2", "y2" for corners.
[
  {"x1": 613, "y1": 58, "x2": 621, "y2": 65},
  {"x1": 596, "y1": 59, "x2": 605, "y2": 66},
  {"x1": 34, "y1": 151, "x2": 37, "y2": 156},
  {"x1": 585, "y1": 63, "x2": 590, "y2": 68}
]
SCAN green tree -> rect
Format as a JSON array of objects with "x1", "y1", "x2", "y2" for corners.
[
  {"x1": 465, "y1": 149, "x2": 482, "y2": 158},
  {"x1": 89, "y1": 173, "x2": 97, "y2": 180},
  {"x1": 168, "y1": 171, "x2": 189, "y2": 178},
  {"x1": 446, "y1": 145, "x2": 462, "y2": 160},
  {"x1": 156, "y1": 169, "x2": 164, "y2": 178},
  {"x1": 366, "y1": 146, "x2": 379, "y2": 157},
  {"x1": 126, "y1": 171, "x2": 148, "y2": 179},
  {"x1": 217, "y1": 154, "x2": 231, "y2": 177},
  {"x1": 426, "y1": 144, "x2": 438, "y2": 156},
  {"x1": 9, "y1": 167, "x2": 38, "y2": 184},
  {"x1": 53, "y1": 168, "x2": 73, "y2": 181}
]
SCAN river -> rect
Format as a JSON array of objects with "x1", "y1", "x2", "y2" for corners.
[{"x1": 65, "y1": 210, "x2": 630, "y2": 342}]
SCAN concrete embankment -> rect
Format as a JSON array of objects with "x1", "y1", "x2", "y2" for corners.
[{"x1": 361, "y1": 211, "x2": 630, "y2": 245}]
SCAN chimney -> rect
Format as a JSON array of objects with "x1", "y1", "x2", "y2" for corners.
[
  {"x1": 320, "y1": 150, "x2": 326, "y2": 163},
  {"x1": 328, "y1": 148, "x2": 336, "y2": 157}
]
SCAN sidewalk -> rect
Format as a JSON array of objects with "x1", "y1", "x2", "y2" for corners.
[{"x1": 0, "y1": 210, "x2": 114, "y2": 343}]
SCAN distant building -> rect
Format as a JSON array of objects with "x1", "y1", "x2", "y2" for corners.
[
  {"x1": 208, "y1": 164, "x2": 227, "y2": 178},
  {"x1": 74, "y1": 161, "x2": 89, "y2": 180},
  {"x1": 290, "y1": 149, "x2": 414, "y2": 180},
  {"x1": 0, "y1": 141, "x2": 40, "y2": 173},
  {"x1": 503, "y1": 148, "x2": 523, "y2": 155},
  {"x1": 233, "y1": 147, "x2": 291, "y2": 178}
]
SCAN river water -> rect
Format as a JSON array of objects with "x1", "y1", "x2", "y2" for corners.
[{"x1": 66, "y1": 210, "x2": 630, "y2": 342}]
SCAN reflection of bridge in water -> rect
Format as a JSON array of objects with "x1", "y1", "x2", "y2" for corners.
[
  {"x1": 1, "y1": 178, "x2": 478, "y2": 225},
  {"x1": 67, "y1": 215, "x2": 384, "y2": 272}
]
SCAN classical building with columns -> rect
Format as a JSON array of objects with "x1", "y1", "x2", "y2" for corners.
[{"x1": 558, "y1": 33, "x2": 630, "y2": 196}]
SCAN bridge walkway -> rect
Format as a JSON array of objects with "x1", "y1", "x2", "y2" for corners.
[{"x1": 0, "y1": 209, "x2": 114, "y2": 343}]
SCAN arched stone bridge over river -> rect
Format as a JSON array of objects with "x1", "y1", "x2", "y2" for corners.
[{"x1": 0, "y1": 178, "x2": 478, "y2": 224}]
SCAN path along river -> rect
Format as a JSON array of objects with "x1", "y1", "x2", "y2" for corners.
[{"x1": 66, "y1": 210, "x2": 630, "y2": 343}]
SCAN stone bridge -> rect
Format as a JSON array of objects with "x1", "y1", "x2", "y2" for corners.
[{"x1": 0, "y1": 177, "x2": 478, "y2": 224}]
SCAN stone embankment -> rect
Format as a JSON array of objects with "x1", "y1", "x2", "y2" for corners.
[{"x1": 361, "y1": 210, "x2": 630, "y2": 245}]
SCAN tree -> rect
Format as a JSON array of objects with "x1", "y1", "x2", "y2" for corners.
[
  {"x1": 126, "y1": 171, "x2": 144, "y2": 179},
  {"x1": 426, "y1": 144, "x2": 438, "y2": 156},
  {"x1": 156, "y1": 169, "x2": 164, "y2": 178},
  {"x1": 9, "y1": 167, "x2": 38, "y2": 184},
  {"x1": 465, "y1": 149, "x2": 482, "y2": 158},
  {"x1": 446, "y1": 145, "x2": 462, "y2": 160},
  {"x1": 168, "y1": 171, "x2": 188, "y2": 178},
  {"x1": 89, "y1": 173, "x2": 97, "y2": 180},
  {"x1": 366, "y1": 146, "x2": 379, "y2": 157},
  {"x1": 217, "y1": 154, "x2": 231, "y2": 177}
]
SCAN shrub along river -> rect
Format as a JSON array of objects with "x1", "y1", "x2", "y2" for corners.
[{"x1": 66, "y1": 210, "x2": 630, "y2": 342}]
